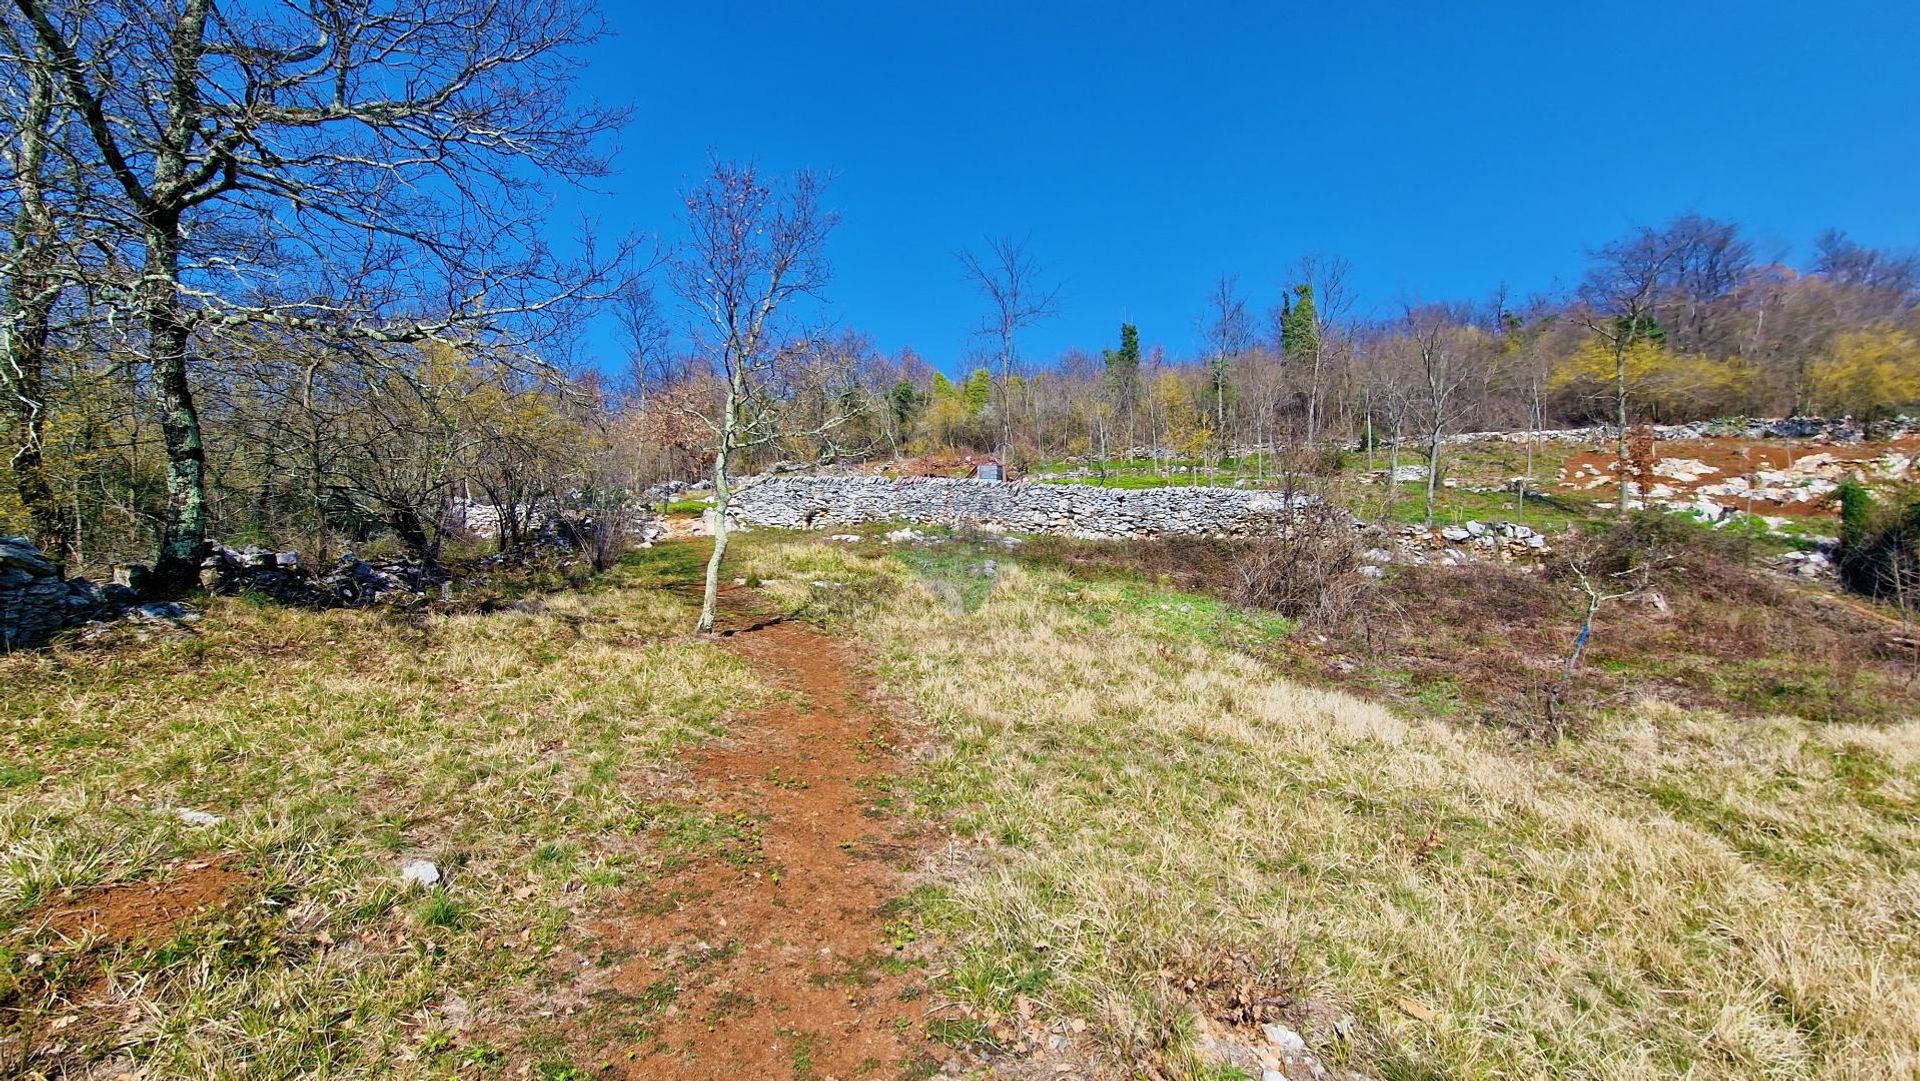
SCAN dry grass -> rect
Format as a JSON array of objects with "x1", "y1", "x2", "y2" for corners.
[
  {"x1": 0, "y1": 564, "x2": 763, "y2": 1078},
  {"x1": 746, "y1": 537, "x2": 1920, "y2": 1080}
]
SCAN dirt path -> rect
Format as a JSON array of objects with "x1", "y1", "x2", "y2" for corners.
[{"x1": 576, "y1": 602, "x2": 934, "y2": 1079}]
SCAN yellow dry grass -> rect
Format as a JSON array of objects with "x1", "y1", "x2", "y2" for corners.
[
  {"x1": 749, "y1": 538, "x2": 1920, "y2": 1080},
  {"x1": 0, "y1": 576, "x2": 761, "y2": 1077}
]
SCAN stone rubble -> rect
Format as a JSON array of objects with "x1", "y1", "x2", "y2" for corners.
[
  {"x1": 1192, "y1": 1012, "x2": 1370, "y2": 1081},
  {"x1": 1449, "y1": 414, "x2": 1913, "y2": 447},
  {"x1": 202, "y1": 542, "x2": 448, "y2": 608},
  {"x1": 1, "y1": 534, "x2": 144, "y2": 649}
]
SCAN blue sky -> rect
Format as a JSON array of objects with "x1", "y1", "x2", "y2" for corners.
[{"x1": 559, "y1": 1, "x2": 1920, "y2": 374}]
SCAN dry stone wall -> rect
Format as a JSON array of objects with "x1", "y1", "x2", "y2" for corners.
[
  {"x1": 0, "y1": 535, "x2": 146, "y2": 649},
  {"x1": 728, "y1": 475, "x2": 1315, "y2": 538}
]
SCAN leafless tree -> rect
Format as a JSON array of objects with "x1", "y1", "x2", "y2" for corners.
[
  {"x1": 1576, "y1": 225, "x2": 1682, "y2": 518},
  {"x1": 616, "y1": 280, "x2": 675, "y2": 402},
  {"x1": 1200, "y1": 273, "x2": 1252, "y2": 438},
  {"x1": 1404, "y1": 304, "x2": 1483, "y2": 528},
  {"x1": 12, "y1": 0, "x2": 632, "y2": 593},
  {"x1": 957, "y1": 235, "x2": 1060, "y2": 449},
  {"x1": 1288, "y1": 253, "x2": 1353, "y2": 445},
  {"x1": 670, "y1": 159, "x2": 849, "y2": 634},
  {"x1": 0, "y1": 18, "x2": 81, "y2": 562}
]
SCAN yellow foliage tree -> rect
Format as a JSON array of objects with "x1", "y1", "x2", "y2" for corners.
[
  {"x1": 1810, "y1": 325, "x2": 1920, "y2": 436},
  {"x1": 1550, "y1": 337, "x2": 1756, "y2": 422}
]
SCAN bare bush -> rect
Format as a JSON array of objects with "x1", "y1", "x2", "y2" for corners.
[{"x1": 1229, "y1": 505, "x2": 1371, "y2": 627}]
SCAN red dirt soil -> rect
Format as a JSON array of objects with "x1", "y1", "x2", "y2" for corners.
[
  {"x1": 1559, "y1": 436, "x2": 1920, "y2": 517},
  {"x1": 570, "y1": 609, "x2": 937, "y2": 1079},
  {"x1": 30, "y1": 859, "x2": 248, "y2": 946}
]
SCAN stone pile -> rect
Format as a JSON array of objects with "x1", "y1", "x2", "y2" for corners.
[
  {"x1": 1, "y1": 536, "x2": 108, "y2": 648},
  {"x1": 730, "y1": 475, "x2": 1317, "y2": 539},
  {"x1": 202, "y1": 543, "x2": 446, "y2": 608},
  {"x1": 1380, "y1": 520, "x2": 1551, "y2": 569},
  {"x1": 0, "y1": 535, "x2": 158, "y2": 649}
]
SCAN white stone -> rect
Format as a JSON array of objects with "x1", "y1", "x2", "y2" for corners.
[
  {"x1": 174, "y1": 808, "x2": 222, "y2": 827},
  {"x1": 400, "y1": 859, "x2": 441, "y2": 889},
  {"x1": 1263, "y1": 1022, "x2": 1309, "y2": 1054}
]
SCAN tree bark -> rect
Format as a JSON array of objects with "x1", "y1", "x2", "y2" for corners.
[
  {"x1": 145, "y1": 220, "x2": 211, "y2": 595},
  {"x1": 2, "y1": 46, "x2": 69, "y2": 562},
  {"x1": 1614, "y1": 338, "x2": 1630, "y2": 518},
  {"x1": 1424, "y1": 422, "x2": 1442, "y2": 529},
  {"x1": 697, "y1": 373, "x2": 739, "y2": 635}
]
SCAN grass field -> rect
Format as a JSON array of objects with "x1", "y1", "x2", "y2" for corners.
[
  {"x1": 0, "y1": 552, "x2": 765, "y2": 1077},
  {"x1": 5, "y1": 529, "x2": 1916, "y2": 1079},
  {"x1": 744, "y1": 534, "x2": 1920, "y2": 1080}
]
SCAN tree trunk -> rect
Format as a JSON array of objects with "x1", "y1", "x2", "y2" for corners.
[
  {"x1": 1385, "y1": 410, "x2": 1404, "y2": 520},
  {"x1": 3, "y1": 290, "x2": 66, "y2": 561},
  {"x1": 1424, "y1": 422, "x2": 1442, "y2": 529},
  {"x1": 1306, "y1": 345, "x2": 1322, "y2": 445},
  {"x1": 697, "y1": 376, "x2": 739, "y2": 634},
  {"x1": 1614, "y1": 338, "x2": 1630, "y2": 519},
  {"x1": 145, "y1": 222, "x2": 211, "y2": 596},
  {"x1": 389, "y1": 506, "x2": 437, "y2": 562},
  {"x1": 2, "y1": 53, "x2": 69, "y2": 563}
]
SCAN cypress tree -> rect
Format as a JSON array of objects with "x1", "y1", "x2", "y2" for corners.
[{"x1": 1282, "y1": 283, "x2": 1319, "y2": 359}]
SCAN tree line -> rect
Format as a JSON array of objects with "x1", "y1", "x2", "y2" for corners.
[
  {"x1": 626, "y1": 215, "x2": 1920, "y2": 521},
  {"x1": 7, "y1": 3, "x2": 1920, "y2": 613}
]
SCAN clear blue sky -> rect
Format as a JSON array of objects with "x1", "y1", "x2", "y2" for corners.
[{"x1": 560, "y1": 0, "x2": 1920, "y2": 374}]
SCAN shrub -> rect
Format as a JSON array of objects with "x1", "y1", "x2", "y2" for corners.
[
  {"x1": 1836, "y1": 477, "x2": 1873, "y2": 549},
  {"x1": 1839, "y1": 497, "x2": 1920, "y2": 605},
  {"x1": 1565, "y1": 509, "x2": 1779, "y2": 606},
  {"x1": 1228, "y1": 505, "x2": 1370, "y2": 626}
]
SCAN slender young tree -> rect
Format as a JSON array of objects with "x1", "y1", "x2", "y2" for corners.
[
  {"x1": 1577, "y1": 225, "x2": 1681, "y2": 517},
  {"x1": 1404, "y1": 304, "x2": 1482, "y2": 528},
  {"x1": 1200, "y1": 274, "x2": 1252, "y2": 450},
  {"x1": 957, "y1": 235, "x2": 1060, "y2": 451},
  {"x1": 671, "y1": 160, "x2": 844, "y2": 634}
]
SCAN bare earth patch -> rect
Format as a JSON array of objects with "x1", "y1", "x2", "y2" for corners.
[
  {"x1": 559, "y1": 607, "x2": 938, "y2": 1079},
  {"x1": 28, "y1": 859, "x2": 249, "y2": 947}
]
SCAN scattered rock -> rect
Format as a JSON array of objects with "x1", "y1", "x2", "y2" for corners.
[
  {"x1": 1262, "y1": 1023, "x2": 1308, "y2": 1054},
  {"x1": 173, "y1": 808, "x2": 223, "y2": 828},
  {"x1": 131, "y1": 601, "x2": 197, "y2": 622},
  {"x1": 400, "y1": 860, "x2": 441, "y2": 889}
]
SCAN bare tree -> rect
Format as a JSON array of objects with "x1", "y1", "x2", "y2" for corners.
[
  {"x1": 957, "y1": 235, "x2": 1060, "y2": 451},
  {"x1": 616, "y1": 280, "x2": 675, "y2": 402},
  {"x1": 1285, "y1": 253, "x2": 1353, "y2": 445},
  {"x1": 1576, "y1": 225, "x2": 1681, "y2": 518},
  {"x1": 1200, "y1": 273, "x2": 1252, "y2": 440},
  {"x1": 1404, "y1": 304, "x2": 1482, "y2": 528},
  {"x1": 671, "y1": 160, "x2": 845, "y2": 634},
  {"x1": 0, "y1": 18, "x2": 79, "y2": 562},
  {"x1": 13, "y1": 0, "x2": 629, "y2": 593}
]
